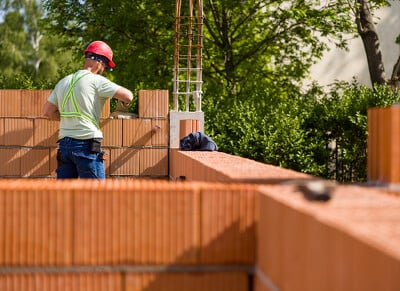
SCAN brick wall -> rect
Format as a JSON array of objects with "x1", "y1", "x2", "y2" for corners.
[
  {"x1": 0, "y1": 149, "x2": 399, "y2": 290},
  {"x1": 170, "y1": 149, "x2": 400, "y2": 291},
  {"x1": 0, "y1": 179, "x2": 256, "y2": 291},
  {"x1": 1, "y1": 92, "x2": 400, "y2": 290},
  {"x1": 0, "y1": 89, "x2": 169, "y2": 178}
]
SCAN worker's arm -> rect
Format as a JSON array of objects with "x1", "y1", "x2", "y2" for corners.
[
  {"x1": 113, "y1": 87, "x2": 133, "y2": 104},
  {"x1": 42, "y1": 101, "x2": 60, "y2": 121}
]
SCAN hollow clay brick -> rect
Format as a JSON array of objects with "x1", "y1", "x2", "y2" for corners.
[{"x1": 138, "y1": 90, "x2": 169, "y2": 118}]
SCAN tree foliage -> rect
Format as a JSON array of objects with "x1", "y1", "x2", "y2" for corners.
[
  {"x1": 0, "y1": 0, "x2": 76, "y2": 87},
  {"x1": 202, "y1": 0, "x2": 355, "y2": 97},
  {"x1": 206, "y1": 81, "x2": 400, "y2": 182},
  {"x1": 43, "y1": 0, "x2": 176, "y2": 92}
]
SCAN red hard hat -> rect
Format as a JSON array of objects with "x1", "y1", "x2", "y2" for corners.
[{"x1": 84, "y1": 40, "x2": 116, "y2": 68}]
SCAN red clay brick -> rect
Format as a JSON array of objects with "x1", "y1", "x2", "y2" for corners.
[
  {"x1": 49, "y1": 147, "x2": 58, "y2": 177},
  {"x1": 367, "y1": 108, "x2": 378, "y2": 181},
  {"x1": 109, "y1": 148, "x2": 140, "y2": 176},
  {"x1": 138, "y1": 90, "x2": 169, "y2": 118},
  {"x1": 200, "y1": 184, "x2": 257, "y2": 265},
  {"x1": 151, "y1": 119, "x2": 168, "y2": 146},
  {"x1": 4, "y1": 118, "x2": 34, "y2": 146},
  {"x1": 69, "y1": 180, "x2": 200, "y2": 265},
  {"x1": 0, "y1": 90, "x2": 22, "y2": 117},
  {"x1": 381, "y1": 107, "x2": 391, "y2": 183},
  {"x1": 139, "y1": 148, "x2": 168, "y2": 176},
  {"x1": 0, "y1": 118, "x2": 4, "y2": 145},
  {"x1": 100, "y1": 118, "x2": 123, "y2": 147},
  {"x1": 0, "y1": 181, "x2": 73, "y2": 266},
  {"x1": 20, "y1": 147, "x2": 50, "y2": 177},
  {"x1": 257, "y1": 184, "x2": 400, "y2": 291},
  {"x1": 21, "y1": 90, "x2": 52, "y2": 117},
  {"x1": 101, "y1": 98, "x2": 111, "y2": 118},
  {"x1": 122, "y1": 119, "x2": 152, "y2": 146},
  {"x1": 0, "y1": 148, "x2": 21, "y2": 176},
  {"x1": 388, "y1": 106, "x2": 400, "y2": 183},
  {"x1": 34, "y1": 118, "x2": 59, "y2": 146}
]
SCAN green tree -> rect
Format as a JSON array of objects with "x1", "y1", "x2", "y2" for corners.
[
  {"x1": 0, "y1": 0, "x2": 75, "y2": 88},
  {"x1": 354, "y1": 0, "x2": 400, "y2": 87},
  {"x1": 43, "y1": 0, "x2": 176, "y2": 93},
  {"x1": 202, "y1": 0, "x2": 355, "y2": 98}
]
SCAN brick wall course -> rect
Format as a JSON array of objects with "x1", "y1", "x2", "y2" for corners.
[
  {"x1": 0, "y1": 90, "x2": 170, "y2": 178},
  {"x1": 170, "y1": 149, "x2": 312, "y2": 183},
  {"x1": 0, "y1": 180, "x2": 257, "y2": 268}
]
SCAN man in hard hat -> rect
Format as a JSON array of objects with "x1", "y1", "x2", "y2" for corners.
[{"x1": 42, "y1": 40, "x2": 133, "y2": 179}]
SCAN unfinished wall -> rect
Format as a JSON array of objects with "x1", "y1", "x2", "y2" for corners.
[{"x1": 0, "y1": 89, "x2": 169, "y2": 178}]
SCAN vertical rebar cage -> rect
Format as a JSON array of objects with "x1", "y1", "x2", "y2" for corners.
[{"x1": 173, "y1": 0, "x2": 203, "y2": 112}]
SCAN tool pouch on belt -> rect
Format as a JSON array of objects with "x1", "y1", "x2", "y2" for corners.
[{"x1": 90, "y1": 138, "x2": 102, "y2": 153}]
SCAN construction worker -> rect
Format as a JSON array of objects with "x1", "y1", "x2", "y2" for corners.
[{"x1": 43, "y1": 40, "x2": 133, "y2": 179}]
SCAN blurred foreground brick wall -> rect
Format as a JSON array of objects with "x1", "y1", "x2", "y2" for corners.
[
  {"x1": 0, "y1": 90, "x2": 169, "y2": 178},
  {"x1": 0, "y1": 179, "x2": 256, "y2": 291},
  {"x1": 1, "y1": 158, "x2": 399, "y2": 291}
]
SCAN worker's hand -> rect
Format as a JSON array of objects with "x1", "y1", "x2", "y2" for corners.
[{"x1": 115, "y1": 100, "x2": 130, "y2": 112}]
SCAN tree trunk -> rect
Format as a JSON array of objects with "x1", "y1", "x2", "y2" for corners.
[
  {"x1": 355, "y1": 0, "x2": 387, "y2": 86},
  {"x1": 389, "y1": 55, "x2": 400, "y2": 90}
]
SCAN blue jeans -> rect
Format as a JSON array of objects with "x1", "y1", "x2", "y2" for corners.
[{"x1": 56, "y1": 137, "x2": 105, "y2": 179}]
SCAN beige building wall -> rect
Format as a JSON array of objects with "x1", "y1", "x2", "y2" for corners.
[{"x1": 310, "y1": 1, "x2": 400, "y2": 87}]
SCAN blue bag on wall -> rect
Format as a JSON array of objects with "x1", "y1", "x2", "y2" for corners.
[{"x1": 179, "y1": 132, "x2": 218, "y2": 151}]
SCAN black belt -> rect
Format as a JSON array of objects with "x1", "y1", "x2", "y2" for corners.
[{"x1": 58, "y1": 137, "x2": 103, "y2": 143}]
